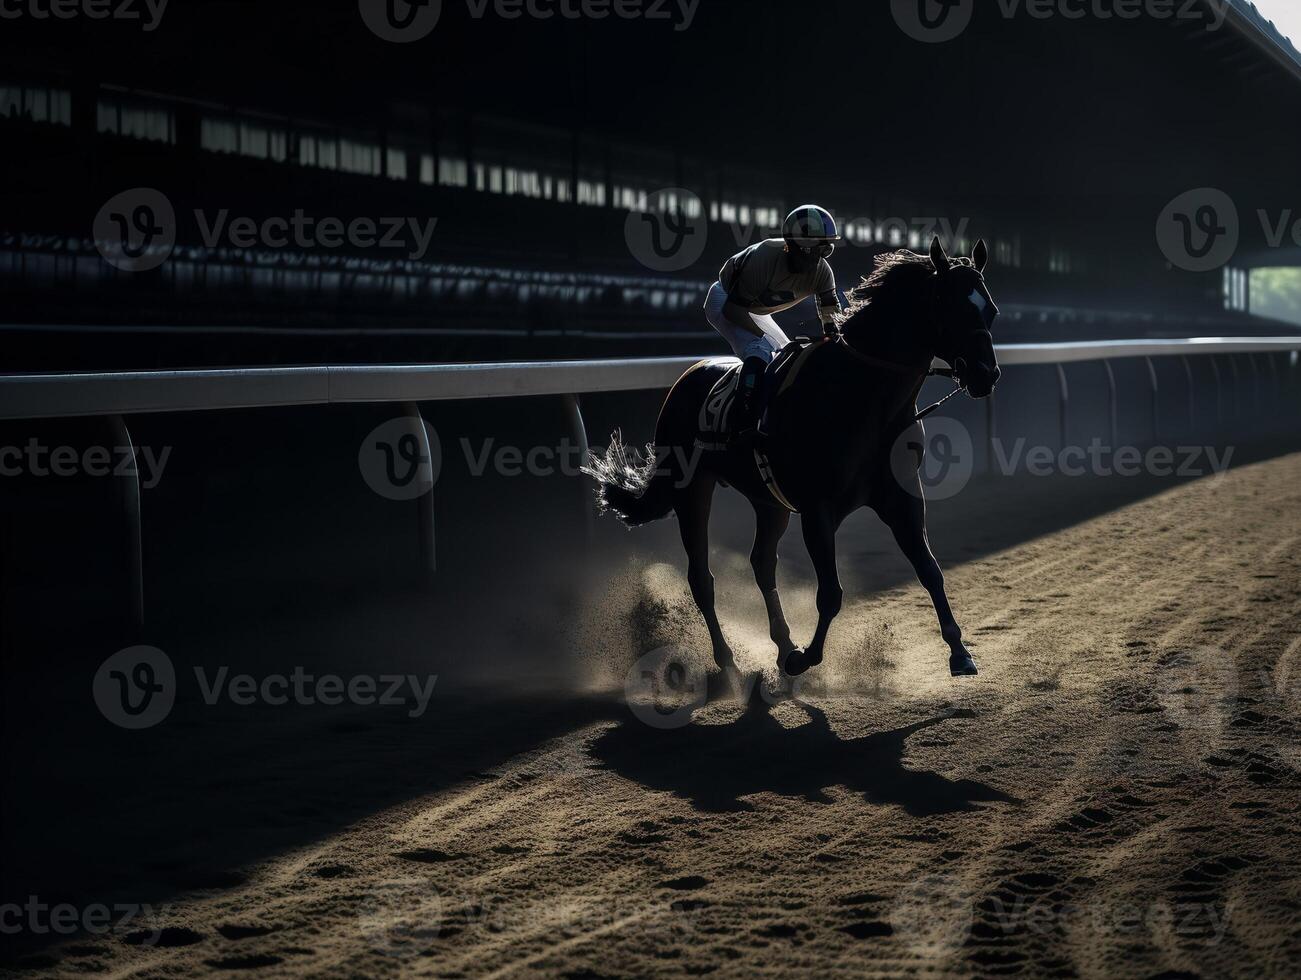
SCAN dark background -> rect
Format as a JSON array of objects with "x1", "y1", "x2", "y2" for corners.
[{"x1": 2, "y1": 0, "x2": 1299, "y2": 369}]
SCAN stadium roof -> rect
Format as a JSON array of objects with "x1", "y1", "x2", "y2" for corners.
[{"x1": 1209, "y1": 0, "x2": 1301, "y2": 83}]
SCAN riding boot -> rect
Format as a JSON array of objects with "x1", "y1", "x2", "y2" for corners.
[{"x1": 729, "y1": 356, "x2": 768, "y2": 450}]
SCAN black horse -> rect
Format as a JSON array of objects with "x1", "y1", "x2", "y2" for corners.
[{"x1": 586, "y1": 238, "x2": 1001, "y2": 683}]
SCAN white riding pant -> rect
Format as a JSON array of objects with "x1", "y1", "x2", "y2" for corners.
[{"x1": 704, "y1": 281, "x2": 790, "y2": 363}]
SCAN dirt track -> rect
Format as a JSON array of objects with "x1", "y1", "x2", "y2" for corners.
[{"x1": 6, "y1": 453, "x2": 1301, "y2": 978}]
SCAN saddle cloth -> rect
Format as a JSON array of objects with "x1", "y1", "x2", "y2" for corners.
[
  {"x1": 693, "y1": 337, "x2": 827, "y2": 455},
  {"x1": 694, "y1": 363, "x2": 744, "y2": 452}
]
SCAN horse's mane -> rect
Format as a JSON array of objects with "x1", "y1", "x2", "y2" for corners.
[{"x1": 839, "y1": 249, "x2": 977, "y2": 326}]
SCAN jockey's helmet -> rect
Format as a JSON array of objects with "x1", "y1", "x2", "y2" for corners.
[{"x1": 782, "y1": 205, "x2": 841, "y2": 259}]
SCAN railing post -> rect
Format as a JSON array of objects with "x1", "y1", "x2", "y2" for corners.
[
  {"x1": 1180, "y1": 355, "x2": 1196, "y2": 438},
  {"x1": 1144, "y1": 356, "x2": 1159, "y2": 444},
  {"x1": 108, "y1": 414, "x2": 144, "y2": 634},
  {"x1": 561, "y1": 394, "x2": 590, "y2": 460},
  {"x1": 561, "y1": 394, "x2": 593, "y2": 538},
  {"x1": 402, "y1": 400, "x2": 437, "y2": 579},
  {"x1": 1056, "y1": 364, "x2": 1069, "y2": 451},
  {"x1": 1208, "y1": 356, "x2": 1224, "y2": 430},
  {"x1": 1102, "y1": 359, "x2": 1118, "y2": 449},
  {"x1": 1265, "y1": 352, "x2": 1281, "y2": 411},
  {"x1": 1246, "y1": 353, "x2": 1262, "y2": 414},
  {"x1": 1226, "y1": 354, "x2": 1242, "y2": 422}
]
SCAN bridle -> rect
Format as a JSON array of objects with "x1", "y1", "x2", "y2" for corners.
[
  {"x1": 834, "y1": 268, "x2": 992, "y2": 422},
  {"x1": 834, "y1": 341, "x2": 968, "y2": 424}
]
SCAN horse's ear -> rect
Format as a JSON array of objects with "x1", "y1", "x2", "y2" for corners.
[
  {"x1": 930, "y1": 236, "x2": 950, "y2": 275},
  {"x1": 973, "y1": 238, "x2": 989, "y2": 273}
]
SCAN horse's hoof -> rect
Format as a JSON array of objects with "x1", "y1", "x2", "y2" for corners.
[
  {"x1": 783, "y1": 649, "x2": 820, "y2": 677},
  {"x1": 949, "y1": 652, "x2": 979, "y2": 677}
]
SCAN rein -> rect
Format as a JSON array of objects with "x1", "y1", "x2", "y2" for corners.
[
  {"x1": 914, "y1": 377, "x2": 967, "y2": 422},
  {"x1": 833, "y1": 338, "x2": 968, "y2": 423}
]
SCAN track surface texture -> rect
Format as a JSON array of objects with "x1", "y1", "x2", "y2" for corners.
[{"x1": 3, "y1": 453, "x2": 1300, "y2": 978}]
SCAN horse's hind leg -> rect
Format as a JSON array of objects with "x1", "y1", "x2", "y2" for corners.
[
  {"x1": 750, "y1": 502, "x2": 797, "y2": 666},
  {"x1": 675, "y1": 474, "x2": 737, "y2": 679},
  {"x1": 877, "y1": 478, "x2": 978, "y2": 677}
]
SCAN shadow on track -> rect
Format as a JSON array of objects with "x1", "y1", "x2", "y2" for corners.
[
  {"x1": 589, "y1": 690, "x2": 1018, "y2": 815},
  {"x1": 0, "y1": 692, "x2": 621, "y2": 963}
]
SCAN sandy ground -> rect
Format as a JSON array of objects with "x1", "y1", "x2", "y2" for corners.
[{"x1": 4, "y1": 453, "x2": 1301, "y2": 978}]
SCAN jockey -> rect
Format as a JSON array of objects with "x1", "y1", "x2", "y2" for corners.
[{"x1": 703, "y1": 205, "x2": 842, "y2": 444}]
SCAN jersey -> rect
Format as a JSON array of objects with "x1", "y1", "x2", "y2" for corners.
[{"x1": 719, "y1": 239, "x2": 840, "y2": 327}]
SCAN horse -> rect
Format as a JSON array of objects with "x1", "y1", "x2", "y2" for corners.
[{"x1": 585, "y1": 237, "x2": 1001, "y2": 686}]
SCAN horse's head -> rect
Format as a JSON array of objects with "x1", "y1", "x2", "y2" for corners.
[{"x1": 928, "y1": 237, "x2": 1001, "y2": 398}]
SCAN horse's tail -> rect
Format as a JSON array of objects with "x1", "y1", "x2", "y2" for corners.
[{"x1": 582, "y1": 431, "x2": 680, "y2": 527}]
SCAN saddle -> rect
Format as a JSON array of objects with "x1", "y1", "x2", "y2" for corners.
[
  {"x1": 694, "y1": 337, "x2": 832, "y2": 512},
  {"x1": 694, "y1": 337, "x2": 828, "y2": 449}
]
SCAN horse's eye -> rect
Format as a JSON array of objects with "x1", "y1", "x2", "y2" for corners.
[{"x1": 967, "y1": 288, "x2": 987, "y2": 314}]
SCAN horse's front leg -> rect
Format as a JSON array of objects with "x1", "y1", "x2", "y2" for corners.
[
  {"x1": 877, "y1": 475, "x2": 978, "y2": 677},
  {"x1": 750, "y1": 501, "x2": 796, "y2": 665},
  {"x1": 784, "y1": 504, "x2": 843, "y2": 676}
]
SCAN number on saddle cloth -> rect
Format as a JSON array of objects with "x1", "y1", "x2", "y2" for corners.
[
  {"x1": 695, "y1": 363, "x2": 744, "y2": 450},
  {"x1": 693, "y1": 339, "x2": 818, "y2": 451}
]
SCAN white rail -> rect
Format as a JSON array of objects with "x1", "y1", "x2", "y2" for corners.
[
  {"x1": 4, "y1": 334, "x2": 1296, "y2": 635},
  {"x1": 1, "y1": 337, "x2": 1298, "y2": 421}
]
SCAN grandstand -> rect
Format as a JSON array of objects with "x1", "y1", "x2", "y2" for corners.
[{"x1": 1, "y1": 0, "x2": 1298, "y2": 369}]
